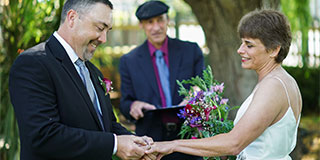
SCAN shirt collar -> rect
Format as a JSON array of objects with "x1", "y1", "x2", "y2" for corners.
[
  {"x1": 53, "y1": 31, "x2": 79, "y2": 64},
  {"x1": 148, "y1": 36, "x2": 168, "y2": 56}
]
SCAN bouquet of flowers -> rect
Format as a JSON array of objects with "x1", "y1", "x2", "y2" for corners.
[{"x1": 177, "y1": 66, "x2": 238, "y2": 160}]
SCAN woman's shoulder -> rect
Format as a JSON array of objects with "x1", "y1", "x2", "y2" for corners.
[
  {"x1": 252, "y1": 72, "x2": 290, "y2": 109},
  {"x1": 260, "y1": 67, "x2": 297, "y2": 89},
  {"x1": 257, "y1": 74, "x2": 285, "y2": 93},
  {"x1": 257, "y1": 69, "x2": 302, "y2": 118}
]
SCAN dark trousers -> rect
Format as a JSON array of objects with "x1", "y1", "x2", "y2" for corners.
[
  {"x1": 136, "y1": 112, "x2": 202, "y2": 160},
  {"x1": 161, "y1": 122, "x2": 201, "y2": 160},
  {"x1": 162, "y1": 153, "x2": 201, "y2": 160}
]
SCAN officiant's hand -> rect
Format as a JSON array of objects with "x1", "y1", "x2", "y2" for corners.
[
  {"x1": 178, "y1": 99, "x2": 188, "y2": 106},
  {"x1": 130, "y1": 101, "x2": 156, "y2": 120},
  {"x1": 116, "y1": 135, "x2": 151, "y2": 159}
]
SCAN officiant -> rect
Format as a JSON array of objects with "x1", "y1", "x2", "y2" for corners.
[{"x1": 119, "y1": 1, "x2": 204, "y2": 159}]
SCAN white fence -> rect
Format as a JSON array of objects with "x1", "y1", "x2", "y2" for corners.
[
  {"x1": 283, "y1": 29, "x2": 320, "y2": 68},
  {"x1": 168, "y1": 24, "x2": 320, "y2": 68}
]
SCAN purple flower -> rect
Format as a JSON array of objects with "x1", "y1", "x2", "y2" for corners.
[
  {"x1": 213, "y1": 83, "x2": 224, "y2": 93},
  {"x1": 190, "y1": 123, "x2": 202, "y2": 128},
  {"x1": 190, "y1": 117, "x2": 198, "y2": 124},
  {"x1": 190, "y1": 117, "x2": 202, "y2": 128},
  {"x1": 215, "y1": 95, "x2": 220, "y2": 102},
  {"x1": 220, "y1": 98, "x2": 229, "y2": 105},
  {"x1": 177, "y1": 109, "x2": 186, "y2": 119},
  {"x1": 188, "y1": 97, "x2": 196, "y2": 104},
  {"x1": 176, "y1": 66, "x2": 236, "y2": 143},
  {"x1": 195, "y1": 91, "x2": 204, "y2": 100}
]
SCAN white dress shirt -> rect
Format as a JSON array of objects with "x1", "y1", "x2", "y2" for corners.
[{"x1": 53, "y1": 32, "x2": 118, "y2": 155}]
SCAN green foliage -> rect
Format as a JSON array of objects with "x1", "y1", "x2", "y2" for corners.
[
  {"x1": 177, "y1": 66, "x2": 238, "y2": 160},
  {"x1": 112, "y1": 155, "x2": 122, "y2": 160},
  {"x1": 203, "y1": 66, "x2": 214, "y2": 89},
  {"x1": 0, "y1": 1, "x2": 63, "y2": 159},
  {"x1": 281, "y1": 0, "x2": 312, "y2": 34},
  {"x1": 177, "y1": 66, "x2": 215, "y2": 95},
  {"x1": 284, "y1": 66, "x2": 320, "y2": 114},
  {"x1": 90, "y1": 47, "x2": 123, "y2": 92},
  {"x1": 164, "y1": 0, "x2": 196, "y2": 22},
  {"x1": 176, "y1": 80, "x2": 190, "y2": 97},
  {"x1": 281, "y1": 0, "x2": 312, "y2": 67}
]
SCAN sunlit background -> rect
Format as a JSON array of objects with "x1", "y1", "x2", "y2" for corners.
[
  {"x1": 108, "y1": 0, "x2": 320, "y2": 68},
  {"x1": 0, "y1": 0, "x2": 319, "y2": 160}
]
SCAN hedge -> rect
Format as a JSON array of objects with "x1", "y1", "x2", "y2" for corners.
[{"x1": 284, "y1": 66, "x2": 320, "y2": 115}]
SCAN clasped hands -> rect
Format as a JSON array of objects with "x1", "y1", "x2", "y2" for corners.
[
  {"x1": 117, "y1": 135, "x2": 171, "y2": 160},
  {"x1": 125, "y1": 98, "x2": 195, "y2": 159}
]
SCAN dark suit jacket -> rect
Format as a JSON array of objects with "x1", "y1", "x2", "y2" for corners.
[
  {"x1": 119, "y1": 37, "x2": 204, "y2": 141},
  {"x1": 9, "y1": 35, "x2": 131, "y2": 160}
]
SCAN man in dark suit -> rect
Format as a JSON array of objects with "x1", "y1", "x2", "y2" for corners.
[
  {"x1": 119, "y1": 1, "x2": 204, "y2": 159},
  {"x1": 9, "y1": 0, "x2": 155, "y2": 160}
]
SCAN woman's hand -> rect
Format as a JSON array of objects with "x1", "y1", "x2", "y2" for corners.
[
  {"x1": 139, "y1": 152, "x2": 158, "y2": 160},
  {"x1": 145, "y1": 141, "x2": 175, "y2": 160}
]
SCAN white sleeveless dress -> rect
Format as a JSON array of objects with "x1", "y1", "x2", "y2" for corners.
[{"x1": 234, "y1": 77, "x2": 300, "y2": 160}]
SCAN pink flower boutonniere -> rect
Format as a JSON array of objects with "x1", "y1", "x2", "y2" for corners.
[{"x1": 98, "y1": 77, "x2": 113, "y2": 96}]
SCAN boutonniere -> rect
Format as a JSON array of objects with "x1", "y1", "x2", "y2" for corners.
[{"x1": 98, "y1": 76, "x2": 113, "y2": 96}]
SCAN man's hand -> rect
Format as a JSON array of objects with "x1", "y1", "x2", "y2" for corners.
[
  {"x1": 145, "y1": 141, "x2": 175, "y2": 160},
  {"x1": 137, "y1": 136, "x2": 157, "y2": 160},
  {"x1": 116, "y1": 135, "x2": 149, "y2": 160},
  {"x1": 140, "y1": 136, "x2": 154, "y2": 146},
  {"x1": 130, "y1": 101, "x2": 156, "y2": 120},
  {"x1": 140, "y1": 152, "x2": 158, "y2": 160}
]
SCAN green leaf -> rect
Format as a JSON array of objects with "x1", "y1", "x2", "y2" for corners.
[{"x1": 177, "y1": 80, "x2": 189, "y2": 97}]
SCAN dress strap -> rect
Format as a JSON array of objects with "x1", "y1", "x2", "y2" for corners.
[{"x1": 273, "y1": 76, "x2": 291, "y2": 108}]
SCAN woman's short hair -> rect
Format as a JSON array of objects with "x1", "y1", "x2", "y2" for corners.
[{"x1": 238, "y1": 9, "x2": 292, "y2": 63}]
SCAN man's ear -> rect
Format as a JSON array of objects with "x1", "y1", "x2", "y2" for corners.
[
  {"x1": 66, "y1": 9, "x2": 78, "y2": 28},
  {"x1": 270, "y1": 46, "x2": 281, "y2": 58}
]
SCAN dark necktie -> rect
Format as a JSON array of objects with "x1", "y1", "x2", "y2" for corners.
[
  {"x1": 155, "y1": 50, "x2": 172, "y2": 107},
  {"x1": 75, "y1": 59, "x2": 105, "y2": 131}
]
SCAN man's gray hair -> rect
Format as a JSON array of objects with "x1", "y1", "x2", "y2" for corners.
[{"x1": 60, "y1": 0, "x2": 113, "y2": 24}]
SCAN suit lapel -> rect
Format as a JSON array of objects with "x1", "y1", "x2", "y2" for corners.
[
  {"x1": 137, "y1": 41, "x2": 160, "y2": 99},
  {"x1": 46, "y1": 35, "x2": 104, "y2": 130},
  {"x1": 168, "y1": 38, "x2": 182, "y2": 97},
  {"x1": 87, "y1": 63, "x2": 111, "y2": 131}
]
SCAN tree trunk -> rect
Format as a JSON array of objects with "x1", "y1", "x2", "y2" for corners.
[{"x1": 184, "y1": 0, "x2": 279, "y2": 111}]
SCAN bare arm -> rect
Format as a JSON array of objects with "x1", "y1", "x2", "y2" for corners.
[{"x1": 147, "y1": 77, "x2": 288, "y2": 157}]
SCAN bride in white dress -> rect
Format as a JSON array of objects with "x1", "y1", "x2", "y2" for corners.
[{"x1": 145, "y1": 9, "x2": 302, "y2": 160}]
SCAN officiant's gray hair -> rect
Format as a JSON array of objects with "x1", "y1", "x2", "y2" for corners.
[{"x1": 60, "y1": 0, "x2": 113, "y2": 24}]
